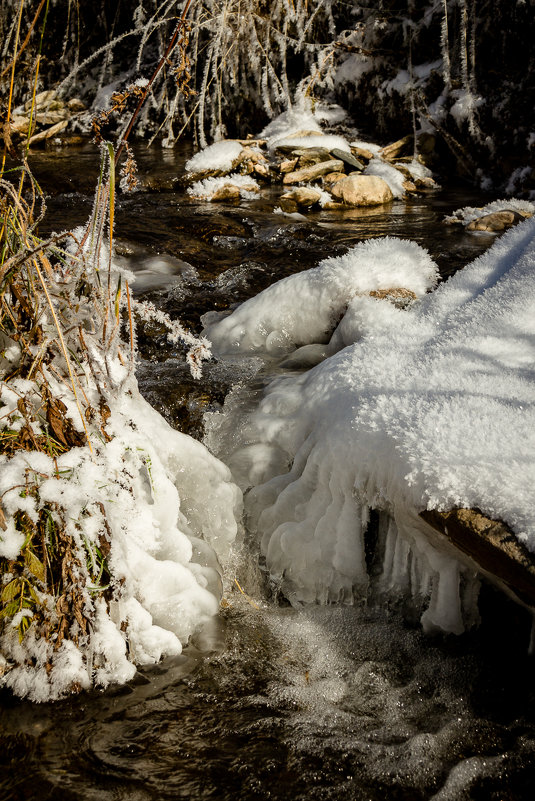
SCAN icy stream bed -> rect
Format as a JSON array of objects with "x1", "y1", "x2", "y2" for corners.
[{"x1": 1, "y1": 143, "x2": 535, "y2": 799}]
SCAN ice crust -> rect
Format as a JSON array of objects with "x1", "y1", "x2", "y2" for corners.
[{"x1": 205, "y1": 220, "x2": 535, "y2": 633}]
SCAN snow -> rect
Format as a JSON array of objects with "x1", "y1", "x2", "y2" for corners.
[
  {"x1": 188, "y1": 173, "x2": 259, "y2": 200},
  {"x1": 365, "y1": 158, "x2": 406, "y2": 198},
  {"x1": 206, "y1": 219, "x2": 535, "y2": 633},
  {"x1": 185, "y1": 139, "x2": 243, "y2": 173},
  {"x1": 445, "y1": 198, "x2": 535, "y2": 225},
  {"x1": 0, "y1": 374, "x2": 241, "y2": 702},
  {"x1": 202, "y1": 237, "x2": 439, "y2": 356},
  {"x1": 260, "y1": 104, "x2": 351, "y2": 153}
]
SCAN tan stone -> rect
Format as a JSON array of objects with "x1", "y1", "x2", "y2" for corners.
[
  {"x1": 351, "y1": 145, "x2": 374, "y2": 162},
  {"x1": 211, "y1": 184, "x2": 241, "y2": 202},
  {"x1": 280, "y1": 187, "x2": 321, "y2": 209},
  {"x1": 280, "y1": 158, "x2": 298, "y2": 174},
  {"x1": 293, "y1": 147, "x2": 332, "y2": 167},
  {"x1": 402, "y1": 179, "x2": 418, "y2": 193},
  {"x1": 238, "y1": 146, "x2": 267, "y2": 165},
  {"x1": 67, "y1": 98, "x2": 86, "y2": 112},
  {"x1": 368, "y1": 287, "x2": 417, "y2": 307},
  {"x1": 331, "y1": 174, "x2": 394, "y2": 206},
  {"x1": 466, "y1": 211, "x2": 523, "y2": 232},
  {"x1": 35, "y1": 110, "x2": 69, "y2": 125},
  {"x1": 28, "y1": 119, "x2": 69, "y2": 145},
  {"x1": 380, "y1": 134, "x2": 413, "y2": 161},
  {"x1": 25, "y1": 89, "x2": 55, "y2": 110},
  {"x1": 282, "y1": 159, "x2": 344, "y2": 185},
  {"x1": 253, "y1": 163, "x2": 270, "y2": 179},
  {"x1": 323, "y1": 172, "x2": 346, "y2": 186}
]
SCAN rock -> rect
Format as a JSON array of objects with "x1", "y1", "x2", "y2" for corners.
[
  {"x1": 292, "y1": 147, "x2": 332, "y2": 167},
  {"x1": 253, "y1": 163, "x2": 270, "y2": 179},
  {"x1": 417, "y1": 132, "x2": 436, "y2": 156},
  {"x1": 351, "y1": 145, "x2": 374, "y2": 162},
  {"x1": 280, "y1": 187, "x2": 321, "y2": 209},
  {"x1": 322, "y1": 200, "x2": 345, "y2": 210},
  {"x1": 28, "y1": 119, "x2": 69, "y2": 145},
  {"x1": 25, "y1": 89, "x2": 56, "y2": 110},
  {"x1": 421, "y1": 508, "x2": 535, "y2": 608},
  {"x1": 330, "y1": 147, "x2": 364, "y2": 171},
  {"x1": 67, "y1": 98, "x2": 86, "y2": 112},
  {"x1": 380, "y1": 134, "x2": 413, "y2": 161},
  {"x1": 35, "y1": 110, "x2": 69, "y2": 125},
  {"x1": 282, "y1": 159, "x2": 344, "y2": 185},
  {"x1": 331, "y1": 174, "x2": 394, "y2": 206},
  {"x1": 236, "y1": 138, "x2": 267, "y2": 147},
  {"x1": 368, "y1": 287, "x2": 417, "y2": 308},
  {"x1": 280, "y1": 129, "x2": 323, "y2": 140},
  {"x1": 279, "y1": 158, "x2": 298, "y2": 174},
  {"x1": 402, "y1": 179, "x2": 418, "y2": 193},
  {"x1": 466, "y1": 210, "x2": 525, "y2": 232},
  {"x1": 323, "y1": 172, "x2": 347, "y2": 186},
  {"x1": 238, "y1": 146, "x2": 267, "y2": 165},
  {"x1": 211, "y1": 184, "x2": 242, "y2": 202}
]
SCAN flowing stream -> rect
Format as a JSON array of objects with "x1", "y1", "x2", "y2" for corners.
[{"x1": 1, "y1": 142, "x2": 534, "y2": 800}]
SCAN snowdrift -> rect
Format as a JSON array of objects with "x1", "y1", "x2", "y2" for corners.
[{"x1": 205, "y1": 221, "x2": 535, "y2": 633}]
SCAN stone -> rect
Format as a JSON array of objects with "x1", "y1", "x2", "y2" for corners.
[
  {"x1": 211, "y1": 184, "x2": 241, "y2": 202},
  {"x1": 67, "y1": 98, "x2": 86, "y2": 112},
  {"x1": 253, "y1": 163, "x2": 270, "y2": 179},
  {"x1": 380, "y1": 134, "x2": 413, "y2": 161},
  {"x1": 282, "y1": 159, "x2": 344, "y2": 185},
  {"x1": 25, "y1": 89, "x2": 55, "y2": 110},
  {"x1": 351, "y1": 145, "x2": 374, "y2": 162},
  {"x1": 280, "y1": 187, "x2": 321, "y2": 209},
  {"x1": 35, "y1": 110, "x2": 69, "y2": 125},
  {"x1": 330, "y1": 147, "x2": 364, "y2": 171},
  {"x1": 293, "y1": 147, "x2": 332, "y2": 167},
  {"x1": 323, "y1": 172, "x2": 347, "y2": 186},
  {"x1": 368, "y1": 287, "x2": 417, "y2": 308},
  {"x1": 279, "y1": 158, "x2": 298, "y2": 174},
  {"x1": 466, "y1": 210, "x2": 525, "y2": 232},
  {"x1": 402, "y1": 179, "x2": 418, "y2": 193},
  {"x1": 330, "y1": 174, "x2": 394, "y2": 206},
  {"x1": 28, "y1": 119, "x2": 69, "y2": 145},
  {"x1": 238, "y1": 146, "x2": 267, "y2": 165}
]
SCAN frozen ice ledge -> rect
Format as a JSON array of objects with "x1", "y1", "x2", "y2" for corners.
[{"x1": 203, "y1": 222, "x2": 535, "y2": 634}]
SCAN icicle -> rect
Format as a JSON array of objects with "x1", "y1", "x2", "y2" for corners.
[{"x1": 440, "y1": 0, "x2": 451, "y2": 89}]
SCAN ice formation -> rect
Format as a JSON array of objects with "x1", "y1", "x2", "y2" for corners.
[{"x1": 205, "y1": 221, "x2": 535, "y2": 634}]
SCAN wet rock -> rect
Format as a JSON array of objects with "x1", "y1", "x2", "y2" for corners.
[
  {"x1": 466, "y1": 210, "x2": 526, "y2": 232},
  {"x1": 280, "y1": 187, "x2": 321, "y2": 209},
  {"x1": 421, "y1": 508, "x2": 535, "y2": 608},
  {"x1": 331, "y1": 174, "x2": 394, "y2": 206},
  {"x1": 24, "y1": 89, "x2": 56, "y2": 110},
  {"x1": 35, "y1": 110, "x2": 69, "y2": 125},
  {"x1": 252, "y1": 163, "x2": 270, "y2": 180},
  {"x1": 402, "y1": 179, "x2": 418, "y2": 193},
  {"x1": 330, "y1": 147, "x2": 364, "y2": 171},
  {"x1": 282, "y1": 159, "x2": 344, "y2": 185}
]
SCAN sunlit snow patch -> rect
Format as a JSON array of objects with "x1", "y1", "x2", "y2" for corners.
[{"x1": 205, "y1": 222, "x2": 535, "y2": 634}]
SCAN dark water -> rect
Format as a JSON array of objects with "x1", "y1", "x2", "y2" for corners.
[{"x1": 2, "y1": 141, "x2": 534, "y2": 800}]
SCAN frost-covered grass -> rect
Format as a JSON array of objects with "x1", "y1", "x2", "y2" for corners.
[{"x1": 205, "y1": 221, "x2": 535, "y2": 634}]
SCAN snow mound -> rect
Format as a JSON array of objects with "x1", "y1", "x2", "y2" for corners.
[
  {"x1": 188, "y1": 173, "x2": 260, "y2": 200},
  {"x1": 445, "y1": 198, "x2": 535, "y2": 225},
  {"x1": 185, "y1": 140, "x2": 243, "y2": 173},
  {"x1": 202, "y1": 237, "x2": 439, "y2": 356},
  {"x1": 209, "y1": 220, "x2": 535, "y2": 633}
]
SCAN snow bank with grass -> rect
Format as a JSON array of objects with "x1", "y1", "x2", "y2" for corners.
[
  {"x1": 206, "y1": 220, "x2": 535, "y2": 633},
  {"x1": 0, "y1": 376, "x2": 241, "y2": 702}
]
